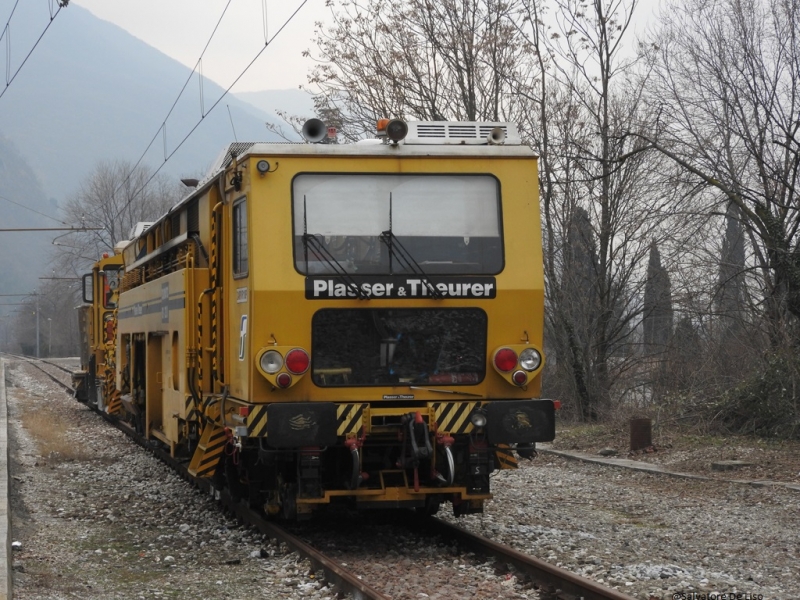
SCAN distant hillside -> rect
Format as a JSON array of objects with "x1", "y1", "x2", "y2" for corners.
[
  {"x1": 0, "y1": 3, "x2": 284, "y2": 203},
  {"x1": 0, "y1": 134, "x2": 52, "y2": 310}
]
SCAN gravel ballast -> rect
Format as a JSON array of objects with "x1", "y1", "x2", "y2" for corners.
[
  {"x1": 441, "y1": 455, "x2": 799, "y2": 598},
  {"x1": 7, "y1": 358, "x2": 799, "y2": 599}
]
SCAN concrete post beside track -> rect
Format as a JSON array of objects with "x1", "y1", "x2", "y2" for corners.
[{"x1": 0, "y1": 359, "x2": 10, "y2": 599}]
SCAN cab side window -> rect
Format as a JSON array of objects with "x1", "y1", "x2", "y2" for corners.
[{"x1": 233, "y1": 197, "x2": 248, "y2": 277}]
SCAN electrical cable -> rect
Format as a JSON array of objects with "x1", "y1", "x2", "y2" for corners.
[
  {"x1": 0, "y1": 0, "x2": 22, "y2": 85},
  {"x1": 0, "y1": 193, "x2": 67, "y2": 224},
  {"x1": 0, "y1": 0, "x2": 22, "y2": 33},
  {"x1": 0, "y1": 0, "x2": 67, "y2": 102},
  {"x1": 71, "y1": 0, "x2": 236, "y2": 238},
  {"x1": 113, "y1": 0, "x2": 235, "y2": 198},
  {"x1": 117, "y1": 0, "x2": 310, "y2": 216}
]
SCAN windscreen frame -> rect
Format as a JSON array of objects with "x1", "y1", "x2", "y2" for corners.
[{"x1": 291, "y1": 172, "x2": 505, "y2": 276}]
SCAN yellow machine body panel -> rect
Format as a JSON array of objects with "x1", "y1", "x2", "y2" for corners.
[
  {"x1": 81, "y1": 123, "x2": 554, "y2": 517},
  {"x1": 74, "y1": 252, "x2": 124, "y2": 408},
  {"x1": 225, "y1": 151, "x2": 544, "y2": 406}
]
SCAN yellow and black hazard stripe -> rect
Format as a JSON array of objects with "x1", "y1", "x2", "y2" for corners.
[
  {"x1": 104, "y1": 368, "x2": 123, "y2": 415},
  {"x1": 494, "y1": 444, "x2": 518, "y2": 470},
  {"x1": 210, "y1": 203, "x2": 221, "y2": 384},
  {"x1": 246, "y1": 405, "x2": 268, "y2": 437},
  {"x1": 102, "y1": 310, "x2": 120, "y2": 415},
  {"x1": 197, "y1": 294, "x2": 204, "y2": 394},
  {"x1": 107, "y1": 389, "x2": 122, "y2": 415},
  {"x1": 432, "y1": 401, "x2": 482, "y2": 434},
  {"x1": 184, "y1": 393, "x2": 202, "y2": 423},
  {"x1": 190, "y1": 426, "x2": 228, "y2": 478},
  {"x1": 337, "y1": 403, "x2": 367, "y2": 436}
]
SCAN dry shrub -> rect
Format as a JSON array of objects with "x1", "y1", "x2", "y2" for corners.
[
  {"x1": 710, "y1": 351, "x2": 800, "y2": 440},
  {"x1": 19, "y1": 410, "x2": 94, "y2": 463}
]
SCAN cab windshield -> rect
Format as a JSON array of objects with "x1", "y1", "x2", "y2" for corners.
[{"x1": 293, "y1": 173, "x2": 503, "y2": 275}]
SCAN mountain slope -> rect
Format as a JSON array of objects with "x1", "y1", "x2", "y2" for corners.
[
  {"x1": 0, "y1": 2, "x2": 283, "y2": 202},
  {"x1": 0, "y1": 133, "x2": 52, "y2": 305}
]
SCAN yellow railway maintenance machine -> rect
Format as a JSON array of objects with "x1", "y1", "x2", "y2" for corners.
[
  {"x1": 75, "y1": 249, "x2": 125, "y2": 412},
  {"x1": 110, "y1": 119, "x2": 555, "y2": 519}
]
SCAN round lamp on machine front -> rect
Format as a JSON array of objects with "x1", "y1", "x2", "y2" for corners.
[{"x1": 260, "y1": 350, "x2": 283, "y2": 374}]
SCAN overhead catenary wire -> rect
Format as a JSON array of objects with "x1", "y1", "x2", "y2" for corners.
[
  {"x1": 1, "y1": 0, "x2": 21, "y2": 86},
  {"x1": 0, "y1": 1, "x2": 21, "y2": 38},
  {"x1": 0, "y1": 227, "x2": 99, "y2": 232},
  {"x1": 0, "y1": 193, "x2": 67, "y2": 224},
  {"x1": 0, "y1": 0, "x2": 68, "y2": 102},
  {"x1": 227, "y1": 104, "x2": 239, "y2": 142},
  {"x1": 262, "y1": 0, "x2": 268, "y2": 43},
  {"x1": 114, "y1": 0, "x2": 235, "y2": 195},
  {"x1": 116, "y1": 0, "x2": 310, "y2": 217},
  {"x1": 68, "y1": 0, "x2": 235, "y2": 243}
]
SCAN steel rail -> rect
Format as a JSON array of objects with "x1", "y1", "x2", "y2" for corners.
[
  {"x1": 11, "y1": 354, "x2": 631, "y2": 600},
  {"x1": 5, "y1": 354, "x2": 391, "y2": 600},
  {"x1": 2, "y1": 353, "x2": 74, "y2": 386},
  {"x1": 423, "y1": 517, "x2": 636, "y2": 600},
  {"x1": 222, "y1": 497, "x2": 391, "y2": 600}
]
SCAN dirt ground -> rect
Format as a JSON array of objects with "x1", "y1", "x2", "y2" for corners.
[{"x1": 548, "y1": 419, "x2": 800, "y2": 484}]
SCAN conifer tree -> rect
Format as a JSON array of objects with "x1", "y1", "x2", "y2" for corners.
[
  {"x1": 643, "y1": 241, "x2": 673, "y2": 351},
  {"x1": 716, "y1": 202, "x2": 746, "y2": 327}
]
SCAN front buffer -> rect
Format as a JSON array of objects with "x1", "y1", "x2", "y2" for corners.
[{"x1": 192, "y1": 397, "x2": 555, "y2": 519}]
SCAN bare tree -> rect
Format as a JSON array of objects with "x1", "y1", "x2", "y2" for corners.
[
  {"x1": 516, "y1": 0, "x2": 694, "y2": 418},
  {"x1": 642, "y1": 0, "x2": 800, "y2": 343},
  {"x1": 53, "y1": 161, "x2": 183, "y2": 276},
  {"x1": 307, "y1": 0, "x2": 534, "y2": 138},
  {"x1": 22, "y1": 161, "x2": 184, "y2": 356}
]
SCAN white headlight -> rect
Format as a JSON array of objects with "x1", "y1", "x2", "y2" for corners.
[
  {"x1": 519, "y1": 348, "x2": 542, "y2": 372},
  {"x1": 260, "y1": 350, "x2": 283, "y2": 374},
  {"x1": 470, "y1": 410, "x2": 488, "y2": 428}
]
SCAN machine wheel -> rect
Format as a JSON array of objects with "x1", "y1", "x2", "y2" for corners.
[
  {"x1": 415, "y1": 495, "x2": 441, "y2": 517},
  {"x1": 225, "y1": 455, "x2": 248, "y2": 502},
  {"x1": 280, "y1": 483, "x2": 298, "y2": 520}
]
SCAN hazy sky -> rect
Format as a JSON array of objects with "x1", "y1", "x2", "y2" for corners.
[
  {"x1": 67, "y1": 1, "x2": 661, "y2": 94},
  {"x1": 72, "y1": 0, "x2": 327, "y2": 92}
]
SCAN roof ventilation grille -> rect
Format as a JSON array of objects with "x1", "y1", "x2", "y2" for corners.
[{"x1": 403, "y1": 121, "x2": 521, "y2": 145}]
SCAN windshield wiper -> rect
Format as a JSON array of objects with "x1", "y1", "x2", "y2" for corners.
[
  {"x1": 302, "y1": 235, "x2": 370, "y2": 300},
  {"x1": 302, "y1": 195, "x2": 369, "y2": 300},
  {"x1": 380, "y1": 193, "x2": 443, "y2": 299}
]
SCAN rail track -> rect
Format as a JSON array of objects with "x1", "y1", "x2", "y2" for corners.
[
  {"x1": 4, "y1": 353, "x2": 388, "y2": 599},
  {"x1": 419, "y1": 518, "x2": 635, "y2": 600},
  {"x1": 5, "y1": 354, "x2": 636, "y2": 600}
]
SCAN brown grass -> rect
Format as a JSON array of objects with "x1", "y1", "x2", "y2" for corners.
[
  {"x1": 549, "y1": 418, "x2": 800, "y2": 483},
  {"x1": 19, "y1": 410, "x2": 94, "y2": 463}
]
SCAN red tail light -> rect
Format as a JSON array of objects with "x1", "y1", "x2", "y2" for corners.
[
  {"x1": 285, "y1": 348, "x2": 310, "y2": 374},
  {"x1": 276, "y1": 372, "x2": 292, "y2": 388},
  {"x1": 512, "y1": 370, "x2": 527, "y2": 385},
  {"x1": 493, "y1": 348, "x2": 518, "y2": 372}
]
